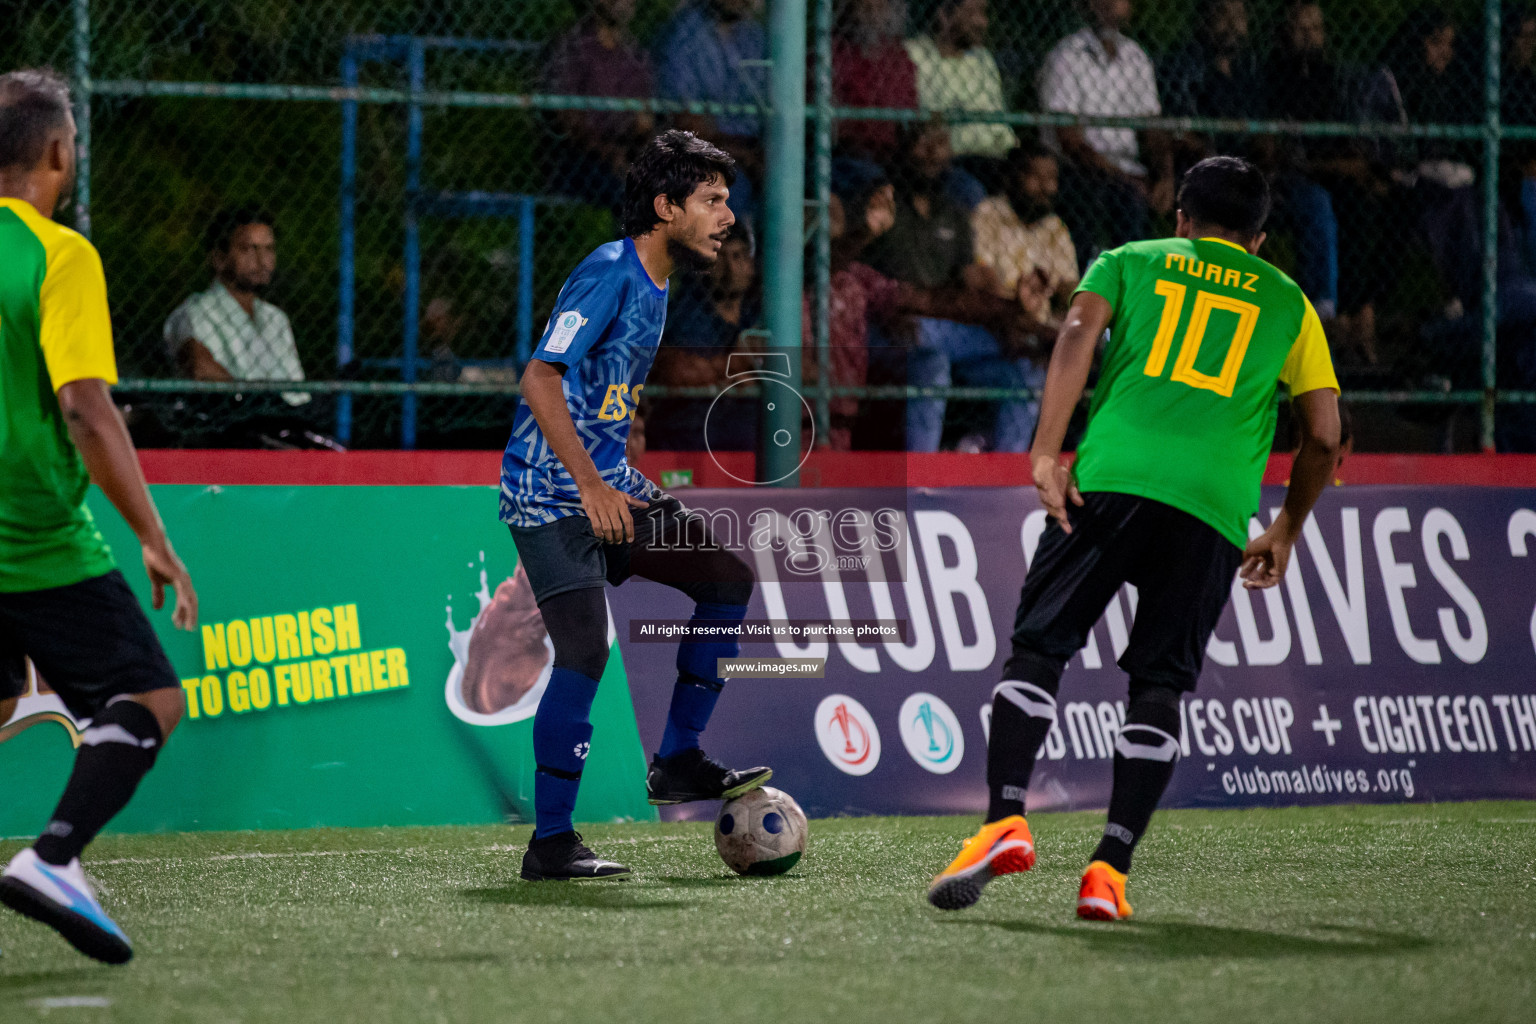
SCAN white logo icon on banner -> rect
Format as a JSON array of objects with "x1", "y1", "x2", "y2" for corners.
[
  {"x1": 899, "y1": 692, "x2": 965, "y2": 774},
  {"x1": 814, "y1": 694, "x2": 881, "y2": 776}
]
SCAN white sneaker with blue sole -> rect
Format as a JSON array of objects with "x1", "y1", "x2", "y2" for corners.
[{"x1": 0, "y1": 848, "x2": 133, "y2": 964}]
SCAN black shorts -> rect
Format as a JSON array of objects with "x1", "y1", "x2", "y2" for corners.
[
  {"x1": 1008, "y1": 492, "x2": 1244, "y2": 693},
  {"x1": 0, "y1": 569, "x2": 181, "y2": 719},
  {"x1": 509, "y1": 495, "x2": 707, "y2": 604}
]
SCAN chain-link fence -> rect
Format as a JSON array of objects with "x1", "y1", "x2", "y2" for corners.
[{"x1": 6, "y1": 0, "x2": 1535, "y2": 452}]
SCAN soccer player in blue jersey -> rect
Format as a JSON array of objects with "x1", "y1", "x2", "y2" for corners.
[{"x1": 502, "y1": 131, "x2": 771, "y2": 881}]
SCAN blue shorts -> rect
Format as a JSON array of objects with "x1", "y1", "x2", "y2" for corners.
[{"x1": 508, "y1": 495, "x2": 688, "y2": 605}]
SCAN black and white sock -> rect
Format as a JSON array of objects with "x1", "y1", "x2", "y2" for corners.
[
  {"x1": 33, "y1": 698, "x2": 163, "y2": 866},
  {"x1": 986, "y1": 679, "x2": 1059, "y2": 823},
  {"x1": 1092, "y1": 690, "x2": 1181, "y2": 874}
]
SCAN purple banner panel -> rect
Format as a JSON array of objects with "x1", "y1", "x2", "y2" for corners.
[{"x1": 610, "y1": 487, "x2": 1536, "y2": 820}]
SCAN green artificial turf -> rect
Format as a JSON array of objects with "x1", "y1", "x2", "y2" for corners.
[{"x1": 1, "y1": 802, "x2": 1533, "y2": 1023}]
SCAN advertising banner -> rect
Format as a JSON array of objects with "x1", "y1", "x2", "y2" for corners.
[
  {"x1": 0, "y1": 485, "x2": 656, "y2": 836},
  {"x1": 5, "y1": 482, "x2": 1533, "y2": 836},
  {"x1": 610, "y1": 487, "x2": 1536, "y2": 820}
]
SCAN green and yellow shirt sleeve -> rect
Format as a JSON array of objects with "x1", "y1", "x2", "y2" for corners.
[
  {"x1": 1278, "y1": 297, "x2": 1339, "y2": 396},
  {"x1": 1074, "y1": 245, "x2": 1124, "y2": 315},
  {"x1": 39, "y1": 232, "x2": 117, "y2": 390}
]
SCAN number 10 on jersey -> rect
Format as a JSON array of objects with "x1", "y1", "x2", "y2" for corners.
[{"x1": 1145, "y1": 280, "x2": 1260, "y2": 398}]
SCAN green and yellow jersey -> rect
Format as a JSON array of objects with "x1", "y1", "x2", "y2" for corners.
[
  {"x1": 1073, "y1": 235, "x2": 1339, "y2": 549},
  {"x1": 0, "y1": 197, "x2": 118, "y2": 592}
]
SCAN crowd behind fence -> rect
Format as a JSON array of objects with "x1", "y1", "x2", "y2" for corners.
[{"x1": 7, "y1": 0, "x2": 1536, "y2": 454}]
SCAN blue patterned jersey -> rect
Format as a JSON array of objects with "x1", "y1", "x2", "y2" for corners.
[{"x1": 500, "y1": 239, "x2": 667, "y2": 527}]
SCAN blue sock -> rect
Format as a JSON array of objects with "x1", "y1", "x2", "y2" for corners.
[
  {"x1": 659, "y1": 602, "x2": 746, "y2": 759},
  {"x1": 532, "y1": 667, "x2": 600, "y2": 838}
]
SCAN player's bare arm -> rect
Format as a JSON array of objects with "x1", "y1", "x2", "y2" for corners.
[
  {"x1": 1029, "y1": 291, "x2": 1112, "y2": 533},
  {"x1": 1241, "y1": 386, "x2": 1341, "y2": 590},
  {"x1": 520, "y1": 357, "x2": 648, "y2": 544},
  {"x1": 56, "y1": 378, "x2": 198, "y2": 631},
  {"x1": 176, "y1": 336, "x2": 235, "y2": 381}
]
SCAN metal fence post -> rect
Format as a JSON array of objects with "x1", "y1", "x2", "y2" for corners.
[
  {"x1": 337, "y1": 48, "x2": 359, "y2": 445},
  {"x1": 811, "y1": 0, "x2": 833, "y2": 447},
  {"x1": 1482, "y1": 0, "x2": 1502, "y2": 452},
  {"x1": 763, "y1": 0, "x2": 807, "y2": 486},
  {"x1": 71, "y1": 0, "x2": 91, "y2": 237},
  {"x1": 402, "y1": 38, "x2": 425, "y2": 450},
  {"x1": 517, "y1": 196, "x2": 535, "y2": 366}
]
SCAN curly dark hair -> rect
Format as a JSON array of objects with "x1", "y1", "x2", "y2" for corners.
[
  {"x1": 1177, "y1": 156, "x2": 1272, "y2": 237},
  {"x1": 621, "y1": 130, "x2": 737, "y2": 238},
  {"x1": 205, "y1": 205, "x2": 276, "y2": 254},
  {"x1": 0, "y1": 68, "x2": 71, "y2": 172}
]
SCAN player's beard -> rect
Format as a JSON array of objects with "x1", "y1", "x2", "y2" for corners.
[
  {"x1": 668, "y1": 233, "x2": 719, "y2": 274},
  {"x1": 235, "y1": 273, "x2": 273, "y2": 297},
  {"x1": 55, "y1": 162, "x2": 77, "y2": 218},
  {"x1": 1007, "y1": 189, "x2": 1054, "y2": 226}
]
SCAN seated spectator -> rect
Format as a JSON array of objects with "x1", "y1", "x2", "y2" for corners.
[
  {"x1": 648, "y1": 222, "x2": 761, "y2": 451},
  {"x1": 1163, "y1": 0, "x2": 1340, "y2": 322},
  {"x1": 864, "y1": 123, "x2": 1055, "y2": 451},
  {"x1": 1505, "y1": 8, "x2": 1536, "y2": 274},
  {"x1": 865, "y1": 120, "x2": 977, "y2": 292},
  {"x1": 1267, "y1": 0, "x2": 1382, "y2": 360},
  {"x1": 970, "y1": 142, "x2": 1079, "y2": 322},
  {"x1": 1505, "y1": 6, "x2": 1536, "y2": 126},
  {"x1": 654, "y1": 0, "x2": 766, "y2": 222},
  {"x1": 164, "y1": 206, "x2": 307, "y2": 407},
  {"x1": 831, "y1": 0, "x2": 918, "y2": 165},
  {"x1": 803, "y1": 172, "x2": 902, "y2": 450},
  {"x1": 904, "y1": 0, "x2": 1015, "y2": 208},
  {"x1": 1038, "y1": 0, "x2": 1173, "y2": 262},
  {"x1": 1161, "y1": 0, "x2": 1263, "y2": 160},
  {"x1": 542, "y1": 0, "x2": 655, "y2": 214},
  {"x1": 1362, "y1": 11, "x2": 1481, "y2": 317}
]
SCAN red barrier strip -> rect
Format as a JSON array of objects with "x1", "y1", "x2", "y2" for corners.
[{"x1": 138, "y1": 449, "x2": 1536, "y2": 488}]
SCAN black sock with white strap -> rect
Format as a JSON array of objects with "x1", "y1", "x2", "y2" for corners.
[
  {"x1": 34, "y1": 698, "x2": 163, "y2": 866},
  {"x1": 986, "y1": 677, "x2": 1060, "y2": 823},
  {"x1": 1092, "y1": 685, "x2": 1182, "y2": 874}
]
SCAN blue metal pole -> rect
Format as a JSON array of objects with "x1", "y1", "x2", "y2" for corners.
[
  {"x1": 338, "y1": 49, "x2": 359, "y2": 444},
  {"x1": 762, "y1": 0, "x2": 807, "y2": 485},
  {"x1": 517, "y1": 196, "x2": 535, "y2": 365},
  {"x1": 1481, "y1": 0, "x2": 1501, "y2": 451},
  {"x1": 402, "y1": 38, "x2": 424, "y2": 450},
  {"x1": 71, "y1": 0, "x2": 91, "y2": 237}
]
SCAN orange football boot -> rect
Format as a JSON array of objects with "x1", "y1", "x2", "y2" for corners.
[
  {"x1": 926, "y1": 815, "x2": 1036, "y2": 910},
  {"x1": 1076, "y1": 860, "x2": 1133, "y2": 921}
]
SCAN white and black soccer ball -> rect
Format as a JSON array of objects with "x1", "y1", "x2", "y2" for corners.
[{"x1": 714, "y1": 786, "x2": 808, "y2": 876}]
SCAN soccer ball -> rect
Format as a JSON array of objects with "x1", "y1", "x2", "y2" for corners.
[{"x1": 714, "y1": 787, "x2": 808, "y2": 876}]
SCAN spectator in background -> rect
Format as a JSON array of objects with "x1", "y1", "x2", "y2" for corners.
[
  {"x1": 1039, "y1": 0, "x2": 1173, "y2": 263},
  {"x1": 865, "y1": 120, "x2": 1056, "y2": 451},
  {"x1": 1504, "y1": 7, "x2": 1536, "y2": 273},
  {"x1": 1267, "y1": 0, "x2": 1383, "y2": 362},
  {"x1": 1505, "y1": 6, "x2": 1536, "y2": 127},
  {"x1": 970, "y1": 142, "x2": 1078, "y2": 323},
  {"x1": 803, "y1": 166, "x2": 903, "y2": 449},
  {"x1": 1163, "y1": 0, "x2": 1340, "y2": 322},
  {"x1": 164, "y1": 206, "x2": 307, "y2": 407},
  {"x1": 865, "y1": 119, "x2": 977, "y2": 292},
  {"x1": 542, "y1": 0, "x2": 655, "y2": 214},
  {"x1": 832, "y1": 0, "x2": 918, "y2": 165},
  {"x1": 1160, "y1": 0, "x2": 1262, "y2": 134},
  {"x1": 649, "y1": 223, "x2": 760, "y2": 451},
  {"x1": 904, "y1": 0, "x2": 1016, "y2": 208},
  {"x1": 1362, "y1": 10, "x2": 1481, "y2": 319},
  {"x1": 655, "y1": 0, "x2": 766, "y2": 222}
]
